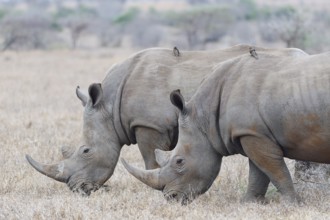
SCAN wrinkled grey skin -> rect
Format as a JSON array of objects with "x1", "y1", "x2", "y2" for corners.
[
  {"x1": 26, "y1": 45, "x2": 308, "y2": 195},
  {"x1": 122, "y1": 52, "x2": 330, "y2": 204}
]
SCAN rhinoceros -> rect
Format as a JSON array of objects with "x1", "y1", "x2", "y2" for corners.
[
  {"x1": 122, "y1": 51, "x2": 330, "y2": 204},
  {"x1": 26, "y1": 45, "x2": 307, "y2": 195}
]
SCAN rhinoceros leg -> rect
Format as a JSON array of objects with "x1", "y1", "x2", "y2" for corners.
[
  {"x1": 135, "y1": 127, "x2": 172, "y2": 169},
  {"x1": 240, "y1": 136, "x2": 300, "y2": 203},
  {"x1": 242, "y1": 159, "x2": 270, "y2": 203}
]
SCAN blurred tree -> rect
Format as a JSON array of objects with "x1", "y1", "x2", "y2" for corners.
[
  {"x1": 92, "y1": 1, "x2": 125, "y2": 47},
  {"x1": 66, "y1": 18, "x2": 88, "y2": 49},
  {"x1": 273, "y1": 12, "x2": 308, "y2": 48},
  {"x1": 0, "y1": 10, "x2": 53, "y2": 50},
  {"x1": 301, "y1": 10, "x2": 330, "y2": 53},
  {"x1": 128, "y1": 9, "x2": 164, "y2": 48},
  {"x1": 1, "y1": 0, "x2": 329, "y2": 53},
  {"x1": 114, "y1": 7, "x2": 140, "y2": 25},
  {"x1": 54, "y1": 6, "x2": 96, "y2": 49},
  {"x1": 259, "y1": 6, "x2": 310, "y2": 49},
  {"x1": 114, "y1": 7, "x2": 171, "y2": 48},
  {"x1": 233, "y1": 0, "x2": 258, "y2": 21},
  {"x1": 170, "y1": 6, "x2": 234, "y2": 49}
]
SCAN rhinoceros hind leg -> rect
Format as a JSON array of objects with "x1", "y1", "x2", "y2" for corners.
[
  {"x1": 241, "y1": 159, "x2": 270, "y2": 203},
  {"x1": 240, "y1": 136, "x2": 301, "y2": 203}
]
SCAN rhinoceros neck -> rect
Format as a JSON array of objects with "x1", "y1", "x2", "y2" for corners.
[
  {"x1": 190, "y1": 59, "x2": 240, "y2": 156},
  {"x1": 102, "y1": 61, "x2": 133, "y2": 147}
]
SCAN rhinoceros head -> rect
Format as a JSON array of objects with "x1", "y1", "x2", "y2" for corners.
[
  {"x1": 26, "y1": 83, "x2": 121, "y2": 195},
  {"x1": 122, "y1": 90, "x2": 222, "y2": 204}
]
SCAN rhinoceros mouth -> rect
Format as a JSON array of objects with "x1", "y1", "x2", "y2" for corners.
[
  {"x1": 66, "y1": 176, "x2": 100, "y2": 196},
  {"x1": 70, "y1": 183, "x2": 100, "y2": 196},
  {"x1": 163, "y1": 190, "x2": 191, "y2": 205}
]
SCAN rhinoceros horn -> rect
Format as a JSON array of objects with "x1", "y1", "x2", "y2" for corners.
[
  {"x1": 26, "y1": 155, "x2": 67, "y2": 183},
  {"x1": 121, "y1": 158, "x2": 164, "y2": 190}
]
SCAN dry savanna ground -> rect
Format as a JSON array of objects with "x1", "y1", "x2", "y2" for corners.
[{"x1": 1, "y1": 48, "x2": 330, "y2": 219}]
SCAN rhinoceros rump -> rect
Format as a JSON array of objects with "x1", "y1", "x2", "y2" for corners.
[
  {"x1": 26, "y1": 45, "x2": 308, "y2": 195},
  {"x1": 123, "y1": 51, "x2": 330, "y2": 204}
]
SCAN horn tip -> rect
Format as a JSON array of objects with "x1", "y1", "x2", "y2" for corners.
[
  {"x1": 25, "y1": 154, "x2": 40, "y2": 170},
  {"x1": 120, "y1": 158, "x2": 129, "y2": 168},
  {"x1": 25, "y1": 154, "x2": 33, "y2": 164},
  {"x1": 120, "y1": 158, "x2": 135, "y2": 174}
]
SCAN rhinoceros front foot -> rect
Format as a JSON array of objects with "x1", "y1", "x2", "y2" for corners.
[
  {"x1": 240, "y1": 193, "x2": 268, "y2": 204},
  {"x1": 279, "y1": 193, "x2": 304, "y2": 205}
]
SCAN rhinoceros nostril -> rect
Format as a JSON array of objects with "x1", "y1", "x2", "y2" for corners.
[{"x1": 168, "y1": 193, "x2": 178, "y2": 200}]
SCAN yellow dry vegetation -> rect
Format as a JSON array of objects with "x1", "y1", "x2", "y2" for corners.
[{"x1": 0, "y1": 49, "x2": 329, "y2": 219}]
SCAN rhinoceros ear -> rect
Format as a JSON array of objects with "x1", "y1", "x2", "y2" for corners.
[
  {"x1": 170, "y1": 89, "x2": 186, "y2": 112},
  {"x1": 76, "y1": 86, "x2": 88, "y2": 107},
  {"x1": 155, "y1": 149, "x2": 170, "y2": 167},
  {"x1": 88, "y1": 83, "x2": 103, "y2": 107}
]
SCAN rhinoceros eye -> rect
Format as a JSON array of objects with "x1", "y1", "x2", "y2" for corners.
[
  {"x1": 176, "y1": 158, "x2": 184, "y2": 165},
  {"x1": 83, "y1": 148, "x2": 90, "y2": 154},
  {"x1": 172, "y1": 156, "x2": 185, "y2": 172}
]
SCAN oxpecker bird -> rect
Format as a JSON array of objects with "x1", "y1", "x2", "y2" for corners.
[
  {"x1": 173, "y1": 46, "x2": 180, "y2": 57},
  {"x1": 249, "y1": 47, "x2": 258, "y2": 60}
]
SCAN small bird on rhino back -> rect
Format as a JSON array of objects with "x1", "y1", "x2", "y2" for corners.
[
  {"x1": 173, "y1": 46, "x2": 180, "y2": 57},
  {"x1": 249, "y1": 47, "x2": 258, "y2": 59}
]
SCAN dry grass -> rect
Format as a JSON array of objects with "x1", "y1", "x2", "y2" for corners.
[{"x1": 0, "y1": 49, "x2": 330, "y2": 220}]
